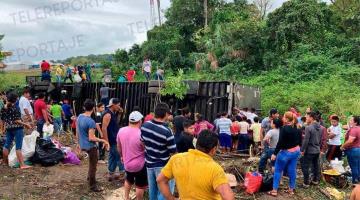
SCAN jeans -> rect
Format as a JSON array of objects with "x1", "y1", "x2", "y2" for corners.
[
  {"x1": 147, "y1": 167, "x2": 175, "y2": 200},
  {"x1": 4, "y1": 128, "x2": 24, "y2": 150},
  {"x1": 53, "y1": 117, "x2": 62, "y2": 134},
  {"x1": 345, "y1": 148, "x2": 360, "y2": 184},
  {"x1": 301, "y1": 153, "x2": 320, "y2": 184},
  {"x1": 145, "y1": 72, "x2": 151, "y2": 81},
  {"x1": 108, "y1": 144, "x2": 124, "y2": 174},
  {"x1": 273, "y1": 150, "x2": 300, "y2": 190},
  {"x1": 87, "y1": 147, "x2": 98, "y2": 188},
  {"x1": 237, "y1": 134, "x2": 249, "y2": 152},
  {"x1": 64, "y1": 75, "x2": 73, "y2": 83},
  {"x1": 63, "y1": 115, "x2": 72, "y2": 132},
  {"x1": 37, "y1": 119, "x2": 45, "y2": 137},
  {"x1": 56, "y1": 75, "x2": 62, "y2": 83},
  {"x1": 258, "y1": 148, "x2": 275, "y2": 173}
]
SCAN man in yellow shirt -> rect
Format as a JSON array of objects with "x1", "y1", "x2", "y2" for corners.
[{"x1": 157, "y1": 130, "x2": 234, "y2": 200}]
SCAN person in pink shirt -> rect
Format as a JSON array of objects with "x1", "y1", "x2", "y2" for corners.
[
  {"x1": 194, "y1": 113, "x2": 214, "y2": 136},
  {"x1": 117, "y1": 111, "x2": 147, "y2": 199}
]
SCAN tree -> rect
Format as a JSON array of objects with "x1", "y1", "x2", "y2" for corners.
[
  {"x1": 204, "y1": 0, "x2": 208, "y2": 28},
  {"x1": 330, "y1": 0, "x2": 360, "y2": 37},
  {"x1": 114, "y1": 49, "x2": 129, "y2": 65},
  {"x1": 253, "y1": 0, "x2": 273, "y2": 20}
]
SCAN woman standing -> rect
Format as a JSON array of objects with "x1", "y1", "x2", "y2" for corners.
[
  {"x1": 268, "y1": 112, "x2": 302, "y2": 197},
  {"x1": 341, "y1": 116, "x2": 360, "y2": 185},
  {"x1": 1, "y1": 92, "x2": 32, "y2": 168},
  {"x1": 194, "y1": 113, "x2": 214, "y2": 137}
]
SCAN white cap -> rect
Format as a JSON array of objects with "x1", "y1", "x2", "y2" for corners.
[{"x1": 129, "y1": 111, "x2": 143, "y2": 122}]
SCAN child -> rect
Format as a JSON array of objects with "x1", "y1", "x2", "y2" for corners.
[
  {"x1": 326, "y1": 115, "x2": 342, "y2": 161},
  {"x1": 50, "y1": 100, "x2": 64, "y2": 134},
  {"x1": 250, "y1": 117, "x2": 262, "y2": 153},
  {"x1": 176, "y1": 119, "x2": 196, "y2": 153},
  {"x1": 95, "y1": 103, "x2": 106, "y2": 164}
]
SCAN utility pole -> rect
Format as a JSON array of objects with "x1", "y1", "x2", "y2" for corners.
[
  {"x1": 157, "y1": 0, "x2": 162, "y2": 25},
  {"x1": 204, "y1": 0, "x2": 208, "y2": 28}
]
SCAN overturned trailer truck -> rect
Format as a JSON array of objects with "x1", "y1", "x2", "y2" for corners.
[{"x1": 26, "y1": 77, "x2": 261, "y2": 123}]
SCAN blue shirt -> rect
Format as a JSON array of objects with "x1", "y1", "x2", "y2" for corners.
[
  {"x1": 62, "y1": 104, "x2": 72, "y2": 117},
  {"x1": 77, "y1": 114, "x2": 97, "y2": 150},
  {"x1": 141, "y1": 120, "x2": 176, "y2": 168}
]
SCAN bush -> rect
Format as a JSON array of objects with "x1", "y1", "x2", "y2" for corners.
[{"x1": 164, "y1": 50, "x2": 183, "y2": 70}]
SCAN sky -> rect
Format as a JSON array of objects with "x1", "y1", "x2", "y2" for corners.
[{"x1": 0, "y1": 0, "x2": 290, "y2": 64}]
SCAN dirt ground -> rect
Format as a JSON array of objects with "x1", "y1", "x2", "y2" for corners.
[
  {"x1": 0, "y1": 157, "x2": 353, "y2": 200},
  {"x1": 0, "y1": 134, "x2": 353, "y2": 200}
]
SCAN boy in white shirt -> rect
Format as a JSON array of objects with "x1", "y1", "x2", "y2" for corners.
[{"x1": 326, "y1": 115, "x2": 342, "y2": 161}]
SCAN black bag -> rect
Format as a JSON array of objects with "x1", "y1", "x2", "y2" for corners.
[
  {"x1": 259, "y1": 173, "x2": 273, "y2": 192},
  {"x1": 30, "y1": 138, "x2": 64, "y2": 166}
]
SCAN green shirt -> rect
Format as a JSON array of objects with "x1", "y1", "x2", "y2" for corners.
[{"x1": 50, "y1": 104, "x2": 62, "y2": 118}]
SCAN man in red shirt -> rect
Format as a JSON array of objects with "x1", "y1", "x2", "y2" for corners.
[
  {"x1": 40, "y1": 60, "x2": 51, "y2": 81},
  {"x1": 41, "y1": 60, "x2": 50, "y2": 72},
  {"x1": 34, "y1": 92, "x2": 50, "y2": 137},
  {"x1": 126, "y1": 67, "x2": 136, "y2": 82}
]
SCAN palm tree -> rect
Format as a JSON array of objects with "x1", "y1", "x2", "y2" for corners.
[{"x1": 157, "y1": 0, "x2": 162, "y2": 25}]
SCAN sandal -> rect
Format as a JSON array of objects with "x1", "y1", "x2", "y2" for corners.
[
  {"x1": 20, "y1": 165, "x2": 32, "y2": 169},
  {"x1": 267, "y1": 190, "x2": 278, "y2": 197},
  {"x1": 284, "y1": 189, "x2": 295, "y2": 195}
]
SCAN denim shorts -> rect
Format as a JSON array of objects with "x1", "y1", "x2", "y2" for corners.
[
  {"x1": 4, "y1": 128, "x2": 24, "y2": 150},
  {"x1": 219, "y1": 133, "x2": 232, "y2": 148}
]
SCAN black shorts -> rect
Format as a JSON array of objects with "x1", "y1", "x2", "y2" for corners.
[
  {"x1": 125, "y1": 165, "x2": 148, "y2": 188},
  {"x1": 231, "y1": 134, "x2": 238, "y2": 141}
]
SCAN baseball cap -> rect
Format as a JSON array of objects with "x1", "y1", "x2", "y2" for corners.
[
  {"x1": 107, "y1": 98, "x2": 120, "y2": 107},
  {"x1": 129, "y1": 111, "x2": 143, "y2": 122}
]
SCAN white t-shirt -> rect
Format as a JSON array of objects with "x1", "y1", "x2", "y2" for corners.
[
  {"x1": 216, "y1": 118, "x2": 232, "y2": 135},
  {"x1": 19, "y1": 96, "x2": 33, "y2": 117},
  {"x1": 143, "y1": 60, "x2": 151, "y2": 73},
  {"x1": 247, "y1": 112, "x2": 258, "y2": 123},
  {"x1": 328, "y1": 125, "x2": 342, "y2": 145},
  {"x1": 239, "y1": 121, "x2": 249, "y2": 134}
]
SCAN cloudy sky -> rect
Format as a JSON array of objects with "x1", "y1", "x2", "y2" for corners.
[{"x1": 0, "y1": 0, "x2": 290, "y2": 63}]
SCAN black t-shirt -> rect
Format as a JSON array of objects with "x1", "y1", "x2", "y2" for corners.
[
  {"x1": 176, "y1": 132, "x2": 195, "y2": 153},
  {"x1": 173, "y1": 115, "x2": 186, "y2": 141},
  {"x1": 91, "y1": 112, "x2": 103, "y2": 137},
  {"x1": 274, "y1": 125, "x2": 302, "y2": 155},
  {"x1": 0, "y1": 105, "x2": 23, "y2": 131}
]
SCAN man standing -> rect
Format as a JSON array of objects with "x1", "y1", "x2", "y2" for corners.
[
  {"x1": 173, "y1": 107, "x2": 191, "y2": 144},
  {"x1": 157, "y1": 130, "x2": 234, "y2": 200},
  {"x1": 301, "y1": 111, "x2": 322, "y2": 188},
  {"x1": 40, "y1": 60, "x2": 51, "y2": 81},
  {"x1": 260, "y1": 108, "x2": 279, "y2": 140},
  {"x1": 141, "y1": 103, "x2": 176, "y2": 200},
  {"x1": 62, "y1": 99, "x2": 73, "y2": 133},
  {"x1": 216, "y1": 112, "x2": 232, "y2": 153},
  {"x1": 142, "y1": 57, "x2": 152, "y2": 81},
  {"x1": 34, "y1": 93, "x2": 50, "y2": 137},
  {"x1": 117, "y1": 111, "x2": 147, "y2": 200},
  {"x1": 102, "y1": 98, "x2": 124, "y2": 181},
  {"x1": 100, "y1": 83, "x2": 115, "y2": 106},
  {"x1": 19, "y1": 87, "x2": 33, "y2": 135},
  {"x1": 77, "y1": 99, "x2": 109, "y2": 192}
]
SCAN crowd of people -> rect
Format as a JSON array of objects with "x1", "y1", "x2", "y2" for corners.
[
  {"x1": 38, "y1": 58, "x2": 164, "y2": 84},
  {"x1": 1, "y1": 86, "x2": 360, "y2": 199}
]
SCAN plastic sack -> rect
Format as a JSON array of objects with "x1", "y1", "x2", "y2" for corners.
[
  {"x1": 330, "y1": 158, "x2": 345, "y2": 174},
  {"x1": 8, "y1": 130, "x2": 40, "y2": 167},
  {"x1": 244, "y1": 172, "x2": 263, "y2": 194},
  {"x1": 30, "y1": 138, "x2": 64, "y2": 166},
  {"x1": 259, "y1": 173, "x2": 273, "y2": 192},
  {"x1": 43, "y1": 124, "x2": 54, "y2": 139},
  {"x1": 62, "y1": 151, "x2": 81, "y2": 165},
  {"x1": 74, "y1": 74, "x2": 82, "y2": 83}
]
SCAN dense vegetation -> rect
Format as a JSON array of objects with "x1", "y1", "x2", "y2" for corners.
[{"x1": 1, "y1": 0, "x2": 359, "y2": 119}]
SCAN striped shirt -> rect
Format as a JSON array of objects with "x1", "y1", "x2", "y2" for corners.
[
  {"x1": 141, "y1": 119, "x2": 176, "y2": 168},
  {"x1": 216, "y1": 118, "x2": 232, "y2": 135}
]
